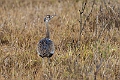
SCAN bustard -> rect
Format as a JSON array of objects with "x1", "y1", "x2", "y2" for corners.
[{"x1": 37, "y1": 15, "x2": 56, "y2": 58}]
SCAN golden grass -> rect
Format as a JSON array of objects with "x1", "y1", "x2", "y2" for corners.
[{"x1": 0, "y1": 0, "x2": 120, "y2": 80}]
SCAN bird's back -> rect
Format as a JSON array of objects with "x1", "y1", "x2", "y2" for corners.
[{"x1": 37, "y1": 38, "x2": 55, "y2": 58}]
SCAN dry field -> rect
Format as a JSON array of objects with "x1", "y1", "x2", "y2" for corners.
[{"x1": 0, "y1": 0, "x2": 120, "y2": 80}]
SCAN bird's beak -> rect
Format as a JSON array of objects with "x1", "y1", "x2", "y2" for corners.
[{"x1": 51, "y1": 14, "x2": 56, "y2": 19}]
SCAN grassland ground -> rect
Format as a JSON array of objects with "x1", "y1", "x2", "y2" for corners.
[{"x1": 0, "y1": 0, "x2": 120, "y2": 80}]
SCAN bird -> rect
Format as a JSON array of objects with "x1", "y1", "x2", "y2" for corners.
[{"x1": 37, "y1": 15, "x2": 56, "y2": 59}]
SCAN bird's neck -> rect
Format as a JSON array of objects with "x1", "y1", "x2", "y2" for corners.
[{"x1": 45, "y1": 22, "x2": 50, "y2": 38}]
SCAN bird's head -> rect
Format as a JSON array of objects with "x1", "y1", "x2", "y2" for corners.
[{"x1": 44, "y1": 14, "x2": 56, "y2": 23}]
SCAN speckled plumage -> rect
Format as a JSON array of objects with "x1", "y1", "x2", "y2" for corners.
[{"x1": 37, "y1": 38, "x2": 54, "y2": 58}]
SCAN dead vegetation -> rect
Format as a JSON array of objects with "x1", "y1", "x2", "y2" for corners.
[{"x1": 0, "y1": 0, "x2": 120, "y2": 80}]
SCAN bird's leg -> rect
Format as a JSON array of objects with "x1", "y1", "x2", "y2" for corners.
[
  {"x1": 47, "y1": 58, "x2": 51, "y2": 66},
  {"x1": 47, "y1": 58, "x2": 52, "y2": 80},
  {"x1": 42, "y1": 58, "x2": 45, "y2": 69}
]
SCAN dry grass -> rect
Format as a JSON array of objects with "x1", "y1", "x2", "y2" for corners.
[{"x1": 0, "y1": 0, "x2": 120, "y2": 80}]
